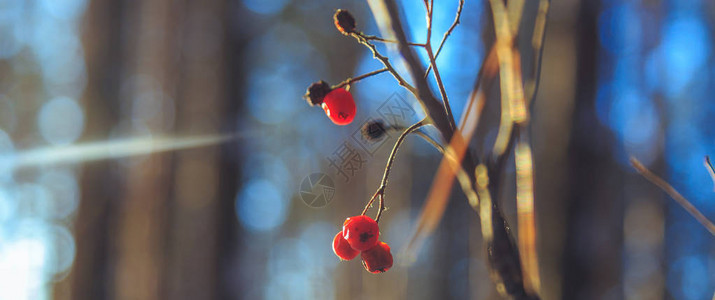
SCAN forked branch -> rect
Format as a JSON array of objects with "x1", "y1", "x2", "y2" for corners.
[{"x1": 424, "y1": 0, "x2": 465, "y2": 78}]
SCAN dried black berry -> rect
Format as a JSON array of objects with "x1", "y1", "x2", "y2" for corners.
[
  {"x1": 361, "y1": 120, "x2": 387, "y2": 141},
  {"x1": 305, "y1": 80, "x2": 332, "y2": 106},
  {"x1": 334, "y1": 9, "x2": 356, "y2": 35}
]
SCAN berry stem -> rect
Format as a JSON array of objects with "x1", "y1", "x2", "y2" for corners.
[
  {"x1": 362, "y1": 119, "x2": 426, "y2": 222},
  {"x1": 332, "y1": 68, "x2": 389, "y2": 90}
]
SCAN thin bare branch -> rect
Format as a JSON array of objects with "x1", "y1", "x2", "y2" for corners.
[
  {"x1": 365, "y1": 0, "x2": 454, "y2": 141},
  {"x1": 362, "y1": 120, "x2": 426, "y2": 222},
  {"x1": 423, "y1": 0, "x2": 456, "y2": 130},
  {"x1": 425, "y1": 0, "x2": 464, "y2": 78},
  {"x1": 350, "y1": 32, "x2": 417, "y2": 94},
  {"x1": 357, "y1": 32, "x2": 425, "y2": 47},
  {"x1": 630, "y1": 157, "x2": 715, "y2": 236},
  {"x1": 332, "y1": 68, "x2": 388, "y2": 89},
  {"x1": 705, "y1": 156, "x2": 715, "y2": 191}
]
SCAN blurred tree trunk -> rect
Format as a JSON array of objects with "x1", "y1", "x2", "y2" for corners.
[
  {"x1": 562, "y1": 0, "x2": 625, "y2": 298},
  {"x1": 53, "y1": 0, "x2": 126, "y2": 299},
  {"x1": 163, "y1": 0, "x2": 234, "y2": 299},
  {"x1": 55, "y1": 0, "x2": 239, "y2": 299}
]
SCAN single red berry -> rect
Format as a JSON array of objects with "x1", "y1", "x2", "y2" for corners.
[
  {"x1": 342, "y1": 215, "x2": 379, "y2": 251},
  {"x1": 361, "y1": 241, "x2": 393, "y2": 273},
  {"x1": 332, "y1": 231, "x2": 360, "y2": 261},
  {"x1": 322, "y1": 88, "x2": 356, "y2": 125}
]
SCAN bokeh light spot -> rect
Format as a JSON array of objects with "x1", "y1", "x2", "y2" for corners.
[
  {"x1": 667, "y1": 255, "x2": 711, "y2": 300},
  {"x1": 657, "y1": 16, "x2": 711, "y2": 96},
  {"x1": 38, "y1": 97, "x2": 85, "y2": 146},
  {"x1": 236, "y1": 179, "x2": 289, "y2": 232},
  {"x1": 38, "y1": 170, "x2": 79, "y2": 219},
  {"x1": 242, "y1": 0, "x2": 288, "y2": 16},
  {"x1": 39, "y1": 0, "x2": 87, "y2": 20},
  {"x1": 598, "y1": 3, "x2": 642, "y2": 55}
]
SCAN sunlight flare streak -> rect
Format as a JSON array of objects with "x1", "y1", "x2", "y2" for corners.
[{"x1": 4, "y1": 134, "x2": 238, "y2": 170}]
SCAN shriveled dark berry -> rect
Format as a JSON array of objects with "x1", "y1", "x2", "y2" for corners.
[
  {"x1": 333, "y1": 9, "x2": 356, "y2": 35},
  {"x1": 361, "y1": 120, "x2": 388, "y2": 141},
  {"x1": 305, "y1": 80, "x2": 332, "y2": 106}
]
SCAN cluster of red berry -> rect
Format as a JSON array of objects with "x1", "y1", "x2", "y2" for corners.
[
  {"x1": 332, "y1": 215, "x2": 393, "y2": 273},
  {"x1": 305, "y1": 9, "x2": 394, "y2": 274}
]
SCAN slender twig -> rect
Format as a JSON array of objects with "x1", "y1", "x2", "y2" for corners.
[
  {"x1": 362, "y1": 119, "x2": 426, "y2": 222},
  {"x1": 425, "y1": 47, "x2": 454, "y2": 130},
  {"x1": 425, "y1": 0, "x2": 464, "y2": 78},
  {"x1": 350, "y1": 32, "x2": 418, "y2": 94},
  {"x1": 424, "y1": 0, "x2": 456, "y2": 130},
  {"x1": 705, "y1": 156, "x2": 715, "y2": 191},
  {"x1": 358, "y1": 33, "x2": 425, "y2": 47},
  {"x1": 630, "y1": 157, "x2": 715, "y2": 236},
  {"x1": 366, "y1": 0, "x2": 454, "y2": 142},
  {"x1": 422, "y1": 0, "x2": 431, "y2": 15},
  {"x1": 426, "y1": 0, "x2": 434, "y2": 43},
  {"x1": 332, "y1": 68, "x2": 388, "y2": 90}
]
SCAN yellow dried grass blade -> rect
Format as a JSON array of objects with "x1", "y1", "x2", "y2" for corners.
[
  {"x1": 406, "y1": 128, "x2": 473, "y2": 254},
  {"x1": 489, "y1": 0, "x2": 517, "y2": 157},
  {"x1": 515, "y1": 140, "x2": 540, "y2": 294},
  {"x1": 405, "y1": 46, "x2": 499, "y2": 255}
]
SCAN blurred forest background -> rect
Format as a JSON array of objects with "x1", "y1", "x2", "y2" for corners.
[{"x1": 0, "y1": 0, "x2": 713, "y2": 299}]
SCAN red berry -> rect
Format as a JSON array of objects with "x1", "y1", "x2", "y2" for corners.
[
  {"x1": 342, "y1": 215, "x2": 379, "y2": 251},
  {"x1": 332, "y1": 231, "x2": 359, "y2": 261},
  {"x1": 322, "y1": 88, "x2": 356, "y2": 125},
  {"x1": 361, "y1": 241, "x2": 393, "y2": 273}
]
